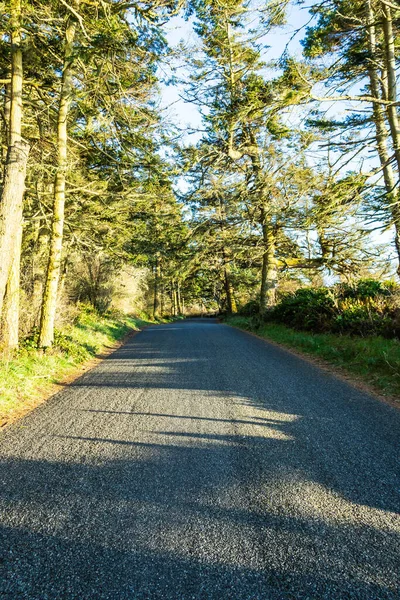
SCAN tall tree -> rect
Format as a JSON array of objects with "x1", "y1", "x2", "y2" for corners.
[
  {"x1": 38, "y1": 2, "x2": 78, "y2": 347},
  {"x1": 0, "y1": 0, "x2": 29, "y2": 347},
  {"x1": 299, "y1": 0, "x2": 400, "y2": 272},
  {"x1": 38, "y1": 0, "x2": 173, "y2": 345}
]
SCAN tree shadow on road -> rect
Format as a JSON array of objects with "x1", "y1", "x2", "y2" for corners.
[{"x1": 1, "y1": 320, "x2": 400, "y2": 599}]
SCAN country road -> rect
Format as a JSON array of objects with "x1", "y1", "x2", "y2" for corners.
[{"x1": 1, "y1": 319, "x2": 399, "y2": 600}]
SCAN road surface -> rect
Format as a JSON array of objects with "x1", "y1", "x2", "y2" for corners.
[{"x1": 0, "y1": 319, "x2": 399, "y2": 599}]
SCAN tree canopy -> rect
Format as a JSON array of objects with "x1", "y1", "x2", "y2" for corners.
[{"x1": 0, "y1": 0, "x2": 396, "y2": 350}]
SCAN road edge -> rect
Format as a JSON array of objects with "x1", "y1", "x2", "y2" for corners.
[
  {"x1": 0, "y1": 325, "x2": 146, "y2": 430},
  {"x1": 224, "y1": 322, "x2": 400, "y2": 412}
]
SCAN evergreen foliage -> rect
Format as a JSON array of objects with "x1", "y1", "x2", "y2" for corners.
[{"x1": 0, "y1": 0, "x2": 398, "y2": 353}]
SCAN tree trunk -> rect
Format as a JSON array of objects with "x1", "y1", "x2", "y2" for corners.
[
  {"x1": 368, "y1": 0, "x2": 400, "y2": 273},
  {"x1": 367, "y1": 0, "x2": 395, "y2": 192},
  {"x1": 381, "y1": 2, "x2": 400, "y2": 176},
  {"x1": 246, "y1": 128, "x2": 278, "y2": 312},
  {"x1": 1, "y1": 80, "x2": 11, "y2": 168},
  {"x1": 176, "y1": 281, "x2": 182, "y2": 314},
  {"x1": 153, "y1": 256, "x2": 160, "y2": 319},
  {"x1": 223, "y1": 263, "x2": 237, "y2": 314},
  {"x1": 0, "y1": 0, "x2": 27, "y2": 343},
  {"x1": 173, "y1": 285, "x2": 178, "y2": 316},
  {"x1": 217, "y1": 190, "x2": 236, "y2": 315},
  {"x1": 2, "y1": 223, "x2": 22, "y2": 349},
  {"x1": 32, "y1": 221, "x2": 50, "y2": 326},
  {"x1": 160, "y1": 277, "x2": 164, "y2": 316},
  {"x1": 259, "y1": 209, "x2": 277, "y2": 313},
  {"x1": 170, "y1": 279, "x2": 176, "y2": 316},
  {"x1": 0, "y1": 141, "x2": 28, "y2": 320},
  {"x1": 58, "y1": 255, "x2": 69, "y2": 303},
  {"x1": 39, "y1": 16, "x2": 77, "y2": 347}
]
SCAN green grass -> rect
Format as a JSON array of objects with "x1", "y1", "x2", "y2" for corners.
[
  {"x1": 225, "y1": 316, "x2": 400, "y2": 399},
  {"x1": 0, "y1": 307, "x2": 154, "y2": 424}
]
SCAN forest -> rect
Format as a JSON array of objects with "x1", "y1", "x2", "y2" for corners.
[{"x1": 2, "y1": 0, "x2": 400, "y2": 413}]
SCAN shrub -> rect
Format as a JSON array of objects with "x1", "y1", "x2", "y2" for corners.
[
  {"x1": 333, "y1": 300, "x2": 391, "y2": 336},
  {"x1": 271, "y1": 288, "x2": 336, "y2": 332},
  {"x1": 336, "y1": 278, "x2": 395, "y2": 300},
  {"x1": 19, "y1": 329, "x2": 40, "y2": 352},
  {"x1": 265, "y1": 278, "x2": 400, "y2": 338},
  {"x1": 238, "y1": 299, "x2": 260, "y2": 316}
]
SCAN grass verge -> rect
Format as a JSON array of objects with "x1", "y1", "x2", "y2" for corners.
[
  {"x1": 0, "y1": 307, "x2": 154, "y2": 427},
  {"x1": 225, "y1": 316, "x2": 400, "y2": 400}
]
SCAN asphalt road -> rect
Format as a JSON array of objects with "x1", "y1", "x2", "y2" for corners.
[{"x1": 1, "y1": 319, "x2": 399, "y2": 600}]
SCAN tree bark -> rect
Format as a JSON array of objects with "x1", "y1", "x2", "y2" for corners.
[
  {"x1": 160, "y1": 276, "x2": 164, "y2": 316},
  {"x1": 259, "y1": 208, "x2": 277, "y2": 313},
  {"x1": 0, "y1": 141, "x2": 28, "y2": 321},
  {"x1": 1, "y1": 80, "x2": 11, "y2": 168},
  {"x1": 381, "y1": 1, "x2": 400, "y2": 175},
  {"x1": 0, "y1": 0, "x2": 28, "y2": 344},
  {"x1": 2, "y1": 223, "x2": 22, "y2": 349},
  {"x1": 170, "y1": 279, "x2": 176, "y2": 316},
  {"x1": 176, "y1": 281, "x2": 182, "y2": 314},
  {"x1": 39, "y1": 15, "x2": 77, "y2": 347},
  {"x1": 173, "y1": 283, "x2": 179, "y2": 316},
  {"x1": 153, "y1": 255, "x2": 160, "y2": 319},
  {"x1": 32, "y1": 221, "x2": 49, "y2": 326},
  {"x1": 367, "y1": 0, "x2": 400, "y2": 273}
]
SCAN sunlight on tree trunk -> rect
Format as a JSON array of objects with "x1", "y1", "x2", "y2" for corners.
[
  {"x1": 2, "y1": 224, "x2": 22, "y2": 349},
  {"x1": 0, "y1": 0, "x2": 28, "y2": 341},
  {"x1": 153, "y1": 255, "x2": 161, "y2": 319},
  {"x1": 0, "y1": 142, "x2": 28, "y2": 323},
  {"x1": 39, "y1": 16, "x2": 77, "y2": 347},
  {"x1": 260, "y1": 217, "x2": 277, "y2": 313},
  {"x1": 381, "y1": 2, "x2": 400, "y2": 176},
  {"x1": 367, "y1": 0, "x2": 400, "y2": 274}
]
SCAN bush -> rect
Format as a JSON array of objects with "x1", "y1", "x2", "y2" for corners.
[
  {"x1": 264, "y1": 278, "x2": 400, "y2": 338},
  {"x1": 19, "y1": 329, "x2": 40, "y2": 352},
  {"x1": 336, "y1": 278, "x2": 395, "y2": 300},
  {"x1": 238, "y1": 299, "x2": 260, "y2": 316},
  {"x1": 271, "y1": 288, "x2": 336, "y2": 332},
  {"x1": 333, "y1": 300, "x2": 391, "y2": 336}
]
